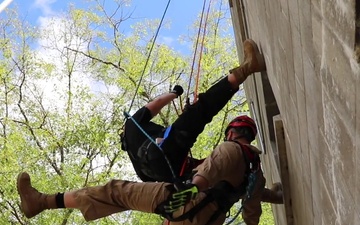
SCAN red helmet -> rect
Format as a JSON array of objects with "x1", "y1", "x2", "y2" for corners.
[{"x1": 224, "y1": 115, "x2": 257, "y2": 137}]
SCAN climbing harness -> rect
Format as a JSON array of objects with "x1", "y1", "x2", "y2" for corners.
[
  {"x1": 157, "y1": 143, "x2": 260, "y2": 225},
  {"x1": 123, "y1": 111, "x2": 178, "y2": 180},
  {"x1": 156, "y1": 180, "x2": 242, "y2": 224},
  {"x1": 224, "y1": 142, "x2": 260, "y2": 225}
]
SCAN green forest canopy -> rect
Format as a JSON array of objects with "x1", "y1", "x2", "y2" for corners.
[{"x1": 0, "y1": 0, "x2": 273, "y2": 224}]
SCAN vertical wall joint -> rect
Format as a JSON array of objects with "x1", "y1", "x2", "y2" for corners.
[{"x1": 356, "y1": 1, "x2": 360, "y2": 63}]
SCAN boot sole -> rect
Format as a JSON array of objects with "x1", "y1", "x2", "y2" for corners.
[{"x1": 244, "y1": 39, "x2": 266, "y2": 72}]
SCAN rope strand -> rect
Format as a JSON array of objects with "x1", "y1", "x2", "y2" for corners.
[
  {"x1": 127, "y1": 0, "x2": 172, "y2": 113},
  {"x1": 194, "y1": 0, "x2": 212, "y2": 103},
  {"x1": 186, "y1": 0, "x2": 207, "y2": 101}
]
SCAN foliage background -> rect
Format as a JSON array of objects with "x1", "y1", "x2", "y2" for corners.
[{"x1": 0, "y1": 0, "x2": 275, "y2": 224}]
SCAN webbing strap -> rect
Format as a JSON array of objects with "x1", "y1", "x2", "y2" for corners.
[
  {"x1": 223, "y1": 142, "x2": 260, "y2": 225},
  {"x1": 160, "y1": 125, "x2": 193, "y2": 180},
  {"x1": 159, "y1": 126, "x2": 172, "y2": 146}
]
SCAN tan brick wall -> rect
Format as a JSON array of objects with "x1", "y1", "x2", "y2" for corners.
[{"x1": 229, "y1": 0, "x2": 360, "y2": 224}]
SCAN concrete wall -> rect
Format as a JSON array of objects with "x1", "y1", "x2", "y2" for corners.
[{"x1": 229, "y1": 0, "x2": 360, "y2": 224}]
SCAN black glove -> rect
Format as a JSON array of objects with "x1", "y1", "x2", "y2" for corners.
[
  {"x1": 163, "y1": 183, "x2": 198, "y2": 213},
  {"x1": 170, "y1": 85, "x2": 184, "y2": 97}
]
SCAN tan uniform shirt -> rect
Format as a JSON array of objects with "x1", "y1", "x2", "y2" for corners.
[
  {"x1": 194, "y1": 141, "x2": 247, "y2": 188},
  {"x1": 171, "y1": 141, "x2": 265, "y2": 225}
]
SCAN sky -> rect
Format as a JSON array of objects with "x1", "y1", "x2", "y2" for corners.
[
  {"x1": 1, "y1": 0, "x2": 235, "y2": 111},
  {"x1": 1, "y1": 0, "x2": 226, "y2": 110},
  {"x1": 5, "y1": 0, "x2": 208, "y2": 54}
]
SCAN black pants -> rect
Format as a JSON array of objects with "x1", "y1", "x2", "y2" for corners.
[{"x1": 143, "y1": 77, "x2": 238, "y2": 182}]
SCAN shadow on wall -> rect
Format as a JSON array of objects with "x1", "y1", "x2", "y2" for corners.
[{"x1": 356, "y1": 0, "x2": 360, "y2": 63}]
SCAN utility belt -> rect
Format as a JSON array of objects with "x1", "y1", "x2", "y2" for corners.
[{"x1": 155, "y1": 143, "x2": 261, "y2": 224}]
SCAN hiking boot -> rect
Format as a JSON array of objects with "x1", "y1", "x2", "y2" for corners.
[
  {"x1": 17, "y1": 172, "x2": 57, "y2": 218},
  {"x1": 262, "y1": 182, "x2": 283, "y2": 204},
  {"x1": 229, "y1": 39, "x2": 266, "y2": 83}
]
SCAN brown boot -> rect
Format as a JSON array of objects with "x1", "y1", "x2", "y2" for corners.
[
  {"x1": 229, "y1": 39, "x2": 266, "y2": 83},
  {"x1": 262, "y1": 182, "x2": 283, "y2": 204},
  {"x1": 17, "y1": 172, "x2": 58, "y2": 218}
]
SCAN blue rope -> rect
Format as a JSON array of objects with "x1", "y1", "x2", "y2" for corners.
[{"x1": 127, "y1": 0, "x2": 172, "y2": 113}]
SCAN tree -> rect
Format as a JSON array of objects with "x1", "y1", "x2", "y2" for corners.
[{"x1": 0, "y1": 0, "x2": 272, "y2": 224}]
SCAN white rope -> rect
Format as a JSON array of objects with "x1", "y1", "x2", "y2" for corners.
[{"x1": 0, "y1": 0, "x2": 13, "y2": 14}]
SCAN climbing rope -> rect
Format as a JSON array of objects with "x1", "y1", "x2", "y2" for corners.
[
  {"x1": 185, "y1": 0, "x2": 208, "y2": 103},
  {"x1": 193, "y1": 0, "x2": 212, "y2": 103},
  {"x1": 127, "y1": 0, "x2": 173, "y2": 113}
]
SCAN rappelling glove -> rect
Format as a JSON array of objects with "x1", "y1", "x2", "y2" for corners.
[
  {"x1": 170, "y1": 85, "x2": 184, "y2": 97},
  {"x1": 163, "y1": 183, "x2": 198, "y2": 213}
]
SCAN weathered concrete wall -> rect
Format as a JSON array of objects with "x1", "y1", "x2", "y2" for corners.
[{"x1": 229, "y1": 0, "x2": 360, "y2": 224}]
